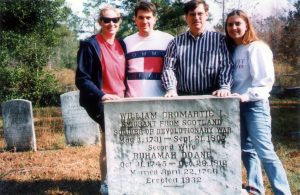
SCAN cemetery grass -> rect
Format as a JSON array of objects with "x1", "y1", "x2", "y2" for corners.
[
  {"x1": 0, "y1": 107, "x2": 101, "y2": 195},
  {"x1": 0, "y1": 102, "x2": 299, "y2": 195}
]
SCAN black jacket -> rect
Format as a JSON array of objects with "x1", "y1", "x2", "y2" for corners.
[{"x1": 75, "y1": 35, "x2": 104, "y2": 108}]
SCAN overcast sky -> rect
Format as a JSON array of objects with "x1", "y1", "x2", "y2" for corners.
[
  {"x1": 65, "y1": 0, "x2": 296, "y2": 19},
  {"x1": 65, "y1": 0, "x2": 296, "y2": 38}
]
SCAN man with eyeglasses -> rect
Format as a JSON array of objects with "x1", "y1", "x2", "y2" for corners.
[
  {"x1": 75, "y1": 5, "x2": 125, "y2": 195},
  {"x1": 162, "y1": 0, "x2": 233, "y2": 98},
  {"x1": 123, "y1": 1, "x2": 174, "y2": 97}
]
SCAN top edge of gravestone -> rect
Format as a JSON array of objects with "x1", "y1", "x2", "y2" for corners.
[
  {"x1": 1, "y1": 99, "x2": 32, "y2": 105},
  {"x1": 103, "y1": 95, "x2": 240, "y2": 104},
  {"x1": 60, "y1": 90, "x2": 79, "y2": 97}
]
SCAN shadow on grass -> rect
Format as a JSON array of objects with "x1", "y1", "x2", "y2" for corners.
[
  {"x1": 271, "y1": 103, "x2": 300, "y2": 150},
  {"x1": 0, "y1": 179, "x2": 100, "y2": 195}
]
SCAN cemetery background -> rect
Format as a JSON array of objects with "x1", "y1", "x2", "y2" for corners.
[
  {"x1": 0, "y1": 69, "x2": 299, "y2": 194},
  {"x1": 0, "y1": 0, "x2": 299, "y2": 194}
]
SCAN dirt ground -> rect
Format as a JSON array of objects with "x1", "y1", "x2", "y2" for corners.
[
  {"x1": 1, "y1": 141, "x2": 299, "y2": 195},
  {"x1": 0, "y1": 105, "x2": 299, "y2": 194},
  {"x1": 0, "y1": 144, "x2": 101, "y2": 194}
]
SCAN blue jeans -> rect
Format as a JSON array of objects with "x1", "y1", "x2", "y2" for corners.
[{"x1": 240, "y1": 100, "x2": 291, "y2": 195}]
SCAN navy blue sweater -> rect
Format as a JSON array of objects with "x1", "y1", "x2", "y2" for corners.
[{"x1": 75, "y1": 35, "x2": 104, "y2": 108}]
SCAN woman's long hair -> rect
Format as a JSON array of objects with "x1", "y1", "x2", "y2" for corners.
[{"x1": 225, "y1": 9, "x2": 259, "y2": 49}]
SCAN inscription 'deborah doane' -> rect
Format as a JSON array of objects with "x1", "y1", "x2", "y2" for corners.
[{"x1": 104, "y1": 97, "x2": 241, "y2": 195}]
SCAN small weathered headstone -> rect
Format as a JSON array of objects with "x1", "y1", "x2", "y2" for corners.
[
  {"x1": 60, "y1": 91, "x2": 100, "y2": 146},
  {"x1": 1, "y1": 99, "x2": 37, "y2": 151},
  {"x1": 104, "y1": 96, "x2": 241, "y2": 195}
]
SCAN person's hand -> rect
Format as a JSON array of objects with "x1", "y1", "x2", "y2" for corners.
[
  {"x1": 101, "y1": 94, "x2": 121, "y2": 101},
  {"x1": 165, "y1": 89, "x2": 178, "y2": 97},
  {"x1": 231, "y1": 93, "x2": 249, "y2": 102},
  {"x1": 212, "y1": 89, "x2": 231, "y2": 97}
]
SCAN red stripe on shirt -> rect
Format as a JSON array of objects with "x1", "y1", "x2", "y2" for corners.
[{"x1": 144, "y1": 57, "x2": 163, "y2": 72}]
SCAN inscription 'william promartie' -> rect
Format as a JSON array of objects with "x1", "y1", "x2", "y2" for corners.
[{"x1": 120, "y1": 110, "x2": 221, "y2": 119}]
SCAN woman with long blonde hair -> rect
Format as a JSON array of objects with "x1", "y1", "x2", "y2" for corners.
[{"x1": 225, "y1": 10, "x2": 291, "y2": 195}]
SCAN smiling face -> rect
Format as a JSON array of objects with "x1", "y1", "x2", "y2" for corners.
[
  {"x1": 99, "y1": 9, "x2": 121, "y2": 37},
  {"x1": 134, "y1": 10, "x2": 157, "y2": 37},
  {"x1": 185, "y1": 4, "x2": 208, "y2": 36},
  {"x1": 226, "y1": 15, "x2": 248, "y2": 44}
]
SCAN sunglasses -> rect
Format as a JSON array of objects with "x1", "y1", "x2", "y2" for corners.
[{"x1": 101, "y1": 17, "x2": 120, "y2": 24}]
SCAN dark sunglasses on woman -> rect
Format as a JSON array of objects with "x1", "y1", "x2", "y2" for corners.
[{"x1": 101, "y1": 17, "x2": 120, "y2": 23}]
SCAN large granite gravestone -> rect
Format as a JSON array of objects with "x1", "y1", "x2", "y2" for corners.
[
  {"x1": 1, "y1": 99, "x2": 37, "y2": 151},
  {"x1": 104, "y1": 96, "x2": 241, "y2": 195},
  {"x1": 60, "y1": 91, "x2": 100, "y2": 146}
]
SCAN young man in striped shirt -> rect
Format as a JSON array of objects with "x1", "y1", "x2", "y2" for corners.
[{"x1": 162, "y1": 0, "x2": 233, "y2": 97}]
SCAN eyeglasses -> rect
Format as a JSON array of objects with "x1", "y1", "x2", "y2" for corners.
[{"x1": 101, "y1": 17, "x2": 120, "y2": 24}]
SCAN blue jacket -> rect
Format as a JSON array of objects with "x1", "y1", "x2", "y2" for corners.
[{"x1": 75, "y1": 35, "x2": 126, "y2": 109}]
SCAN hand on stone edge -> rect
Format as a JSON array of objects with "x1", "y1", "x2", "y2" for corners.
[{"x1": 165, "y1": 89, "x2": 178, "y2": 97}]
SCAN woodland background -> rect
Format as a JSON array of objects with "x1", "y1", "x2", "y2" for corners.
[{"x1": 0, "y1": 0, "x2": 299, "y2": 106}]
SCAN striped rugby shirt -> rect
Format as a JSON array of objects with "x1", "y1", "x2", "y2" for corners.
[
  {"x1": 162, "y1": 30, "x2": 233, "y2": 95},
  {"x1": 124, "y1": 30, "x2": 174, "y2": 97}
]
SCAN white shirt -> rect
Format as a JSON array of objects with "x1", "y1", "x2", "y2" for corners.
[{"x1": 231, "y1": 41, "x2": 275, "y2": 101}]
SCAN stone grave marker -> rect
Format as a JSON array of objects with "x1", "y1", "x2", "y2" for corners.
[
  {"x1": 104, "y1": 96, "x2": 241, "y2": 195},
  {"x1": 60, "y1": 91, "x2": 100, "y2": 146},
  {"x1": 1, "y1": 99, "x2": 37, "y2": 151}
]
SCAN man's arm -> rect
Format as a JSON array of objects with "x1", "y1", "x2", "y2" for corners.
[
  {"x1": 161, "y1": 40, "x2": 178, "y2": 97},
  {"x1": 213, "y1": 36, "x2": 233, "y2": 97}
]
